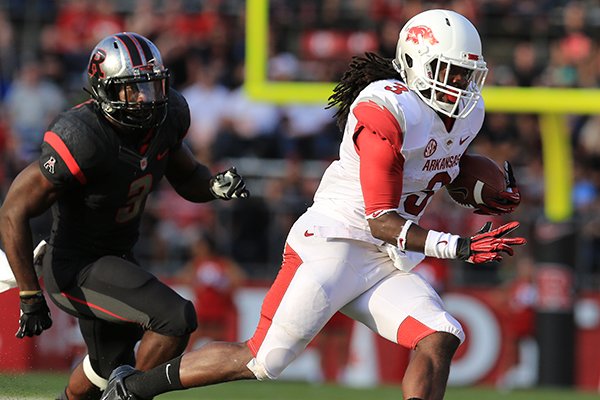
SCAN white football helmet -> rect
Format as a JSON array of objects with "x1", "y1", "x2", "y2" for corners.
[{"x1": 393, "y1": 9, "x2": 488, "y2": 118}]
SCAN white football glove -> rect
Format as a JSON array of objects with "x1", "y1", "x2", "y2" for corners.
[{"x1": 209, "y1": 167, "x2": 249, "y2": 200}]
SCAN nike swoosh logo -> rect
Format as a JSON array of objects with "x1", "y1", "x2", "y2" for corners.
[
  {"x1": 371, "y1": 210, "x2": 386, "y2": 218},
  {"x1": 459, "y1": 136, "x2": 470, "y2": 145},
  {"x1": 166, "y1": 363, "x2": 172, "y2": 385},
  {"x1": 304, "y1": 230, "x2": 314, "y2": 237},
  {"x1": 157, "y1": 149, "x2": 169, "y2": 160},
  {"x1": 436, "y1": 240, "x2": 448, "y2": 247}
]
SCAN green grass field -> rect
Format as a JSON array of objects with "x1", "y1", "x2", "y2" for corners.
[{"x1": 0, "y1": 373, "x2": 598, "y2": 400}]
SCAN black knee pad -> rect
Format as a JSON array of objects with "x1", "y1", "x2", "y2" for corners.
[
  {"x1": 174, "y1": 299, "x2": 198, "y2": 335},
  {"x1": 152, "y1": 297, "x2": 198, "y2": 336}
]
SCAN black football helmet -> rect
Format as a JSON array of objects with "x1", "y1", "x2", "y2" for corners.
[{"x1": 87, "y1": 32, "x2": 169, "y2": 130}]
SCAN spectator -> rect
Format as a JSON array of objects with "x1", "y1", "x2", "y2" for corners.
[
  {"x1": 181, "y1": 57, "x2": 230, "y2": 164},
  {"x1": 174, "y1": 230, "x2": 246, "y2": 346},
  {"x1": 0, "y1": 10, "x2": 16, "y2": 99},
  {"x1": 510, "y1": 41, "x2": 544, "y2": 87},
  {"x1": 497, "y1": 256, "x2": 538, "y2": 389},
  {"x1": 214, "y1": 65, "x2": 283, "y2": 160},
  {"x1": 4, "y1": 59, "x2": 66, "y2": 167}
]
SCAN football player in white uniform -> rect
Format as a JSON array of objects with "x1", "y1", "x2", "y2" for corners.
[{"x1": 101, "y1": 9, "x2": 525, "y2": 400}]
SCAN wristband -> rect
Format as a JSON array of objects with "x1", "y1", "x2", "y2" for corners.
[
  {"x1": 424, "y1": 230, "x2": 461, "y2": 259},
  {"x1": 19, "y1": 290, "x2": 42, "y2": 298},
  {"x1": 396, "y1": 220, "x2": 413, "y2": 251}
]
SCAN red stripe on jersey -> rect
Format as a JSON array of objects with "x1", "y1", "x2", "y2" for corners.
[
  {"x1": 60, "y1": 292, "x2": 134, "y2": 322},
  {"x1": 396, "y1": 316, "x2": 436, "y2": 349},
  {"x1": 355, "y1": 126, "x2": 404, "y2": 216},
  {"x1": 247, "y1": 243, "x2": 302, "y2": 356},
  {"x1": 43, "y1": 131, "x2": 87, "y2": 184}
]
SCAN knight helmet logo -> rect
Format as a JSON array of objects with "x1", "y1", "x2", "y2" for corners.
[{"x1": 406, "y1": 25, "x2": 439, "y2": 46}]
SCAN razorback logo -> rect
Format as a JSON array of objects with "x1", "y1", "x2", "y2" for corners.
[
  {"x1": 88, "y1": 49, "x2": 107, "y2": 79},
  {"x1": 406, "y1": 25, "x2": 439, "y2": 46}
]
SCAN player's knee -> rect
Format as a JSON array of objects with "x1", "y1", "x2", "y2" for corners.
[
  {"x1": 246, "y1": 358, "x2": 278, "y2": 380},
  {"x1": 246, "y1": 346, "x2": 299, "y2": 380},
  {"x1": 416, "y1": 331, "x2": 460, "y2": 361},
  {"x1": 160, "y1": 299, "x2": 198, "y2": 336}
]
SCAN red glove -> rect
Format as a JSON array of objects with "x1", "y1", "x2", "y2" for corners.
[
  {"x1": 456, "y1": 221, "x2": 527, "y2": 264},
  {"x1": 475, "y1": 161, "x2": 521, "y2": 215}
]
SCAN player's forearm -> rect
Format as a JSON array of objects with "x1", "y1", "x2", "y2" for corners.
[
  {"x1": 0, "y1": 211, "x2": 39, "y2": 291},
  {"x1": 368, "y1": 212, "x2": 429, "y2": 252},
  {"x1": 170, "y1": 163, "x2": 215, "y2": 203}
]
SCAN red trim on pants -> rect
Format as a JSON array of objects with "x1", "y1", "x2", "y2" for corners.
[
  {"x1": 247, "y1": 244, "x2": 302, "y2": 355},
  {"x1": 397, "y1": 316, "x2": 436, "y2": 349}
]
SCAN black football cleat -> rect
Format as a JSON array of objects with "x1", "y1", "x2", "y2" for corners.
[{"x1": 100, "y1": 365, "x2": 142, "y2": 400}]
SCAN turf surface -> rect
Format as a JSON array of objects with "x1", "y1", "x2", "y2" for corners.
[{"x1": 0, "y1": 373, "x2": 598, "y2": 400}]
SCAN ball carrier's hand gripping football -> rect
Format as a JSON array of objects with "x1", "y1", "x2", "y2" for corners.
[
  {"x1": 209, "y1": 167, "x2": 250, "y2": 200},
  {"x1": 423, "y1": 221, "x2": 526, "y2": 264},
  {"x1": 474, "y1": 161, "x2": 521, "y2": 215}
]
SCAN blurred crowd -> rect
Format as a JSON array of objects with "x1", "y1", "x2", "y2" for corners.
[{"x1": 0, "y1": 0, "x2": 599, "y2": 301}]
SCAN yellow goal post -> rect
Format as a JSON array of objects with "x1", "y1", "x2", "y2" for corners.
[{"x1": 245, "y1": 0, "x2": 600, "y2": 222}]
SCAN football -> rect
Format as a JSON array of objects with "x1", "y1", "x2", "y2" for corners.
[{"x1": 446, "y1": 154, "x2": 506, "y2": 208}]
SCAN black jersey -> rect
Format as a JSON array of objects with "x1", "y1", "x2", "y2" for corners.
[{"x1": 38, "y1": 89, "x2": 190, "y2": 256}]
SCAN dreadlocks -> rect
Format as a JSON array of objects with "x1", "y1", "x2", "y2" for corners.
[{"x1": 327, "y1": 52, "x2": 401, "y2": 131}]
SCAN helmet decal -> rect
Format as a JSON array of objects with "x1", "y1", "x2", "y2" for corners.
[
  {"x1": 114, "y1": 33, "x2": 146, "y2": 67},
  {"x1": 88, "y1": 49, "x2": 106, "y2": 79},
  {"x1": 405, "y1": 26, "x2": 439, "y2": 46}
]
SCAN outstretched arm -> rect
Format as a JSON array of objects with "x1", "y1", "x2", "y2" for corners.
[
  {"x1": 165, "y1": 143, "x2": 249, "y2": 202},
  {"x1": 370, "y1": 212, "x2": 526, "y2": 263}
]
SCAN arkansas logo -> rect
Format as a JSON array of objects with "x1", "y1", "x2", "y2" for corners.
[{"x1": 406, "y1": 25, "x2": 439, "y2": 46}]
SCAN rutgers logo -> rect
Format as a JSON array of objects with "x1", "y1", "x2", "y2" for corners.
[
  {"x1": 88, "y1": 49, "x2": 106, "y2": 79},
  {"x1": 424, "y1": 138, "x2": 437, "y2": 158},
  {"x1": 406, "y1": 25, "x2": 439, "y2": 46}
]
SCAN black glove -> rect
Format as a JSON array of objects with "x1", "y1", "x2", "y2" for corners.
[
  {"x1": 475, "y1": 161, "x2": 521, "y2": 215},
  {"x1": 209, "y1": 167, "x2": 249, "y2": 200},
  {"x1": 16, "y1": 291, "x2": 52, "y2": 338},
  {"x1": 456, "y1": 221, "x2": 527, "y2": 264}
]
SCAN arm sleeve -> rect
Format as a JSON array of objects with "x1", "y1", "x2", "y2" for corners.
[
  {"x1": 352, "y1": 101, "x2": 405, "y2": 217},
  {"x1": 169, "y1": 89, "x2": 191, "y2": 149},
  {"x1": 39, "y1": 130, "x2": 88, "y2": 187}
]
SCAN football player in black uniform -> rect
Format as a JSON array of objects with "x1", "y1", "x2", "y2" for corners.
[{"x1": 0, "y1": 32, "x2": 248, "y2": 400}]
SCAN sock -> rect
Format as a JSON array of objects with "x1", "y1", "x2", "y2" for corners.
[{"x1": 125, "y1": 355, "x2": 185, "y2": 399}]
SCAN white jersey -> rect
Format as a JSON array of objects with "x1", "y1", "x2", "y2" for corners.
[
  {"x1": 0, "y1": 241, "x2": 46, "y2": 293},
  {"x1": 308, "y1": 79, "x2": 484, "y2": 270},
  {"x1": 0, "y1": 247, "x2": 15, "y2": 293}
]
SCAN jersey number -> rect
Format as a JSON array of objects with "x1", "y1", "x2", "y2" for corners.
[
  {"x1": 385, "y1": 83, "x2": 409, "y2": 94},
  {"x1": 116, "y1": 175, "x2": 153, "y2": 223},
  {"x1": 404, "y1": 172, "x2": 451, "y2": 216}
]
